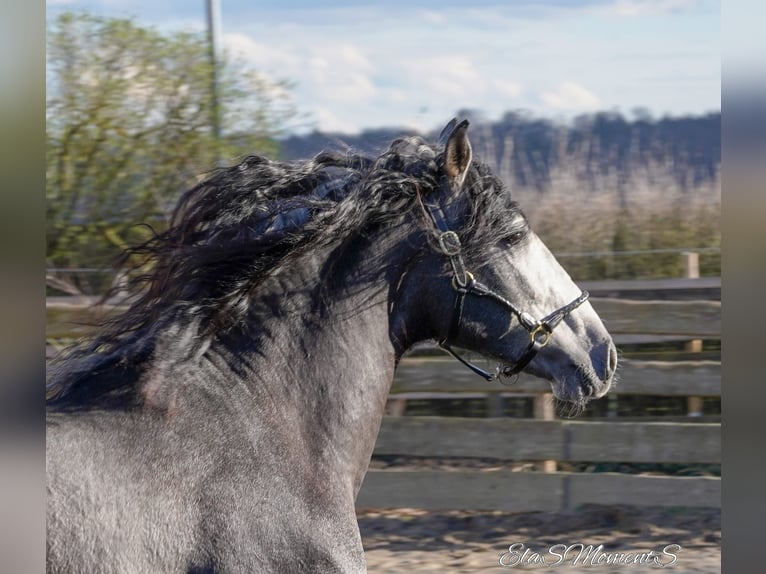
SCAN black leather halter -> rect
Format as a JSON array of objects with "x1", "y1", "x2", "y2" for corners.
[{"x1": 417, "y1": 189, "x2": 590, "y2": 383}]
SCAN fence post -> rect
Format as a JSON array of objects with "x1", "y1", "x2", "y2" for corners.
[
  {"x1": 386, "y1": 397, "x2": 407, "y2": 417},
  {"x1": 534, "y1": 393, "x2": 557, "y2": 472},
  {"x1": 682, "y1": 251, "x2": 704, "y2": 417},
  {"x1": 487, "y1": 393, "x2": 505, "y2": 418}
]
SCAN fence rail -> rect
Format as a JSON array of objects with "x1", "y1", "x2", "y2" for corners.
[
  {"x1": 357, "y1": 471, "x2": 720, "y2": 512},
  {"x1": 45, "y1": 294, "x2": 721, "y2": 342},
  {"x1": 392, "y1": 358, "x2": 720, "y2": 397},
  {"x1": 373, "y1": 418, "x2": 720, "y2": 463},
  {"x1": 46, "y1": 276, "x2": 722, "y2": 512},
  {"x1": 579, "y1": 276, "x2": 720, "y2": 301},
  {"x1": 361, "y1": 274, "x2": 721, "y2": 511}
]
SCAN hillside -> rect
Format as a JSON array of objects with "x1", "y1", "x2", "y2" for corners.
[{"x1": 280, "y1": 111, "x2": 720, "y2": 194}]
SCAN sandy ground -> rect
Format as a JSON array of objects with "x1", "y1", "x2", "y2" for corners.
[{"x1": 358, "y1": 505, "x2": 720, "y2": 573}]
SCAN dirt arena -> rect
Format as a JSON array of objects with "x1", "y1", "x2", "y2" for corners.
[{"x1": 358, "y1": 505, "x2": 720, "y2": 573}]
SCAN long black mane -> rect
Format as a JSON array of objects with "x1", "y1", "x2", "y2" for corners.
[{"x1": 47, "y1": 135, "x2": 521, "y2": 405}]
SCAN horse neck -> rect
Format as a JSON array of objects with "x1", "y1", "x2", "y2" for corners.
[{"x1": 201, "y1": 231, "x2": 423, "y2": 491}]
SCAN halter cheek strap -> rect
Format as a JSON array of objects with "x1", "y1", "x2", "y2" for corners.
[{"x1": 416, "y1": 188, "x2": 589, "y2": 384}]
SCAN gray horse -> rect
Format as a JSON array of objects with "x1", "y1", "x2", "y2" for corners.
[{"x1": 47, "y1": 119, "x2": 616, "y2": 573}]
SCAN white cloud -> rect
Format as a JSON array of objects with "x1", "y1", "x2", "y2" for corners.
[
  {"x1": 404, "y1": 56, "x2": 482, "y2": 96},
  {"x1": 493, "y1": 80, "x2": 522, "y2": 99},
  {"x1": 401, "y1": 55, "x2": 523, "y2": 106},
  {"x1": 223, "y1": 33, "x2": 301, "y2": 75},
  {"x1": 72, "y1": 1, "x2": 714, "y2": 133},
  {"x1": 226, "y1": 33, "x2": 378, "y2": 106},
  {"x1": 313, "y1": 107, "x2": 363, "y2": 134},
  {"x1": 311, "y1": 68, "x2": 377, "y2": 103},
  {"x1": 419, "y1": 10, "x2": 448, "y2": 26},
  {"x1": 387, "y1": 89, "x2": 409, "y2": 104},
  {"x1": 606, "y1": 0, "x2": 697, "y2": 17},
  {"x1": 540, "y1": 82, "x2": 601, "y2": 110},
  {"x1": 306, "y1": 43, "x2": 377, "y2": 104}
]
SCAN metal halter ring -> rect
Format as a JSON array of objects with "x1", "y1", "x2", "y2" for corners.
[
  {"x1": 438, "y1": 231, "x2": 462, "y2": 256},
  {"x1": 499, "y1": 372, "x2": 521, "y2": 386},
  {"x1": 529, "y1": 324, "x2": 552, "y2": 347},
  {"x1": 451, "y1": 271, "x2": 474, "y2": 291}
]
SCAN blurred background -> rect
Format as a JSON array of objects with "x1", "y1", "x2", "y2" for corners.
[
  {"x1": 44, "y1": 0, "x2": 721, "y2": 299},
  {"x1": 20, "y1": 0, "x2": 734, "y2": 571}
]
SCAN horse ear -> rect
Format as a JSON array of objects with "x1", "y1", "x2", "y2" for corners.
[
  {"x1": 444, "y1": 119, "x2": 472, "y2": 187},
  {"x1": 438, "y1": 118, "x2": 459, "y2": 146}
]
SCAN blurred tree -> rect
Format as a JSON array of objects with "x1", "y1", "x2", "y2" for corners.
[{"x1": 46, "y1": 12, "x2": 298, "y2": 294}]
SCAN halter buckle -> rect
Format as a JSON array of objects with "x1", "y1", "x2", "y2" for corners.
[
  {"x1": 529, "y1": 324, "x2": 552, "y2": 347},
  {"x1": 437, "y1": 231, "x2": 462, "y2": 256}
]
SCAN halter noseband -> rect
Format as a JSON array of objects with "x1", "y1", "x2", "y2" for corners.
[{"x1": 417, "y1": 189, "x2": 590, "y2": 384}]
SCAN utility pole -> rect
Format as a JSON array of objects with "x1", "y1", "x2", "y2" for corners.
[{"x1": 206, "y1": 0, "x2": 223, "y2": 160}]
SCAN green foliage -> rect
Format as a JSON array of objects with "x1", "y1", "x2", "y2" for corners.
[{"x1": 46, "y1": 12, "x2": 297, "y2": 293}]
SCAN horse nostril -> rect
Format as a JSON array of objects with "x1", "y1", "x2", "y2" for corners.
[
  {"x1": 606, "y1": 343, "x2": 618, "y2": 380},
  {"x1": 590, "y1": 341, "x2": 617, "y2": 383}
]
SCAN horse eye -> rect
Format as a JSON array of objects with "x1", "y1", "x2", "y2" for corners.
[{"x1": 508, "y1": 231, "x2": 525, "y2": 243}]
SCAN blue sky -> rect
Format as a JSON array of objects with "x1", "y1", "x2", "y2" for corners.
[{"x1": 47, "y1": 0, "x2": 720, "y2": 134}]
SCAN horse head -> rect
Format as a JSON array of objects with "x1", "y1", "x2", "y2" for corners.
[{"x1": 393, "y1": 119, "x2": 616, "y2": 406}]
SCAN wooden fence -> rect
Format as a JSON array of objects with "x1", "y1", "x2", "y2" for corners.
[
  {"x1": 46, "y1": 275, "x2": 722, "y2": 511},
  {"x1": 358, "y1": 274, "x2": 721, "y2": 512}
]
